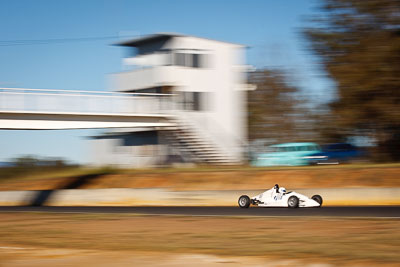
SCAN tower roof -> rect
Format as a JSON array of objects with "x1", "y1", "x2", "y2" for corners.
[{"x1": 114, "y1": 32, "x2": 245, "y2": 47}]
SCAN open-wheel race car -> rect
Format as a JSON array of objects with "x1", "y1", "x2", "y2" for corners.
[{"x1": 238, "y1": 184, "x2": 323, "y2": 208}]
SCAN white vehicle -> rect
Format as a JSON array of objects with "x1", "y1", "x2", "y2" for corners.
[{"x1": 238, "y1": 184, "x2": 322, "y2": 208}]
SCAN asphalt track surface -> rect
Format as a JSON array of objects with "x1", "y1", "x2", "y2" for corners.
[{"x1": 0, "y1": 206, "x2": 399, "y2": 218}]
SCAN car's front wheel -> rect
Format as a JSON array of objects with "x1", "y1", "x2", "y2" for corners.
[
  {"x1": 311, "y1": 195, "x2": 323, "y2": 207},
  {"x1": 238, "y1": 195, "x2": 250, "y2": 208},
  {"x1": 288, "y1": 196, "x2": 299, "y2": 208}
]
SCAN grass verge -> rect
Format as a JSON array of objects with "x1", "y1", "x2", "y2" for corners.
[{"x1": 2, "y1": 163, "x2": 400, "y2": 191}]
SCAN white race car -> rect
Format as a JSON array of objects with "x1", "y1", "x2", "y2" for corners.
[{"x1": 238, "y1": 184, "x2": 322, "y2": 208}]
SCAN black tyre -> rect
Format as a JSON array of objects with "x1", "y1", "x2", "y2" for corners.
[
  {"x1": 311, "y1": 195, "x2": 323, "y2": 206},
  {"x1": 287, "y1": 196, "x2": 299, "y2": 208},
  {"x1": 238, "y1": 195, "x2": 250, "y2": 208}
]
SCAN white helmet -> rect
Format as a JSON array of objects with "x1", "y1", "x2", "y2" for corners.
[{"x1": 279, "y1": 187, "x2": 286, "y2": 194}]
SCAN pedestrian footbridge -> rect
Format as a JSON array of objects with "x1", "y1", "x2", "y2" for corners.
[{"x1": 0, "y1": 88, "x2": 175, "y2": 129}]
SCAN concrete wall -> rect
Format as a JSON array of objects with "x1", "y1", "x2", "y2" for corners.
[
  {"x1": 89, "y1": 134, "x2": 168, "y2": 168},
  {"x1": 1, "y1": 188, "x2": 399, "y2": 207}
]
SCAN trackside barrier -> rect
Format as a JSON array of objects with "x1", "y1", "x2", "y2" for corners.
[{"x1": 0, "y1": 188, "x2": 399, "y2": 206}]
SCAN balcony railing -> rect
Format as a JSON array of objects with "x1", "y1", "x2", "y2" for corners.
[
  {"x1": 0, "y1": 88, "x2": 175, "y2": 116},
  {"x1": 112, "y1": 66, "x2": 183, "y2": 91}
]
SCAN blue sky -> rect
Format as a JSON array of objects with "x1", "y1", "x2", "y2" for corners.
[{"x1": 0, "y1": 0, "x2": 332, "y2": 164}]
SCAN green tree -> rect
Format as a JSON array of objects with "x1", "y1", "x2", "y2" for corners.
[
  {"x1": 304, "y1": 0, "x2": 400, "y2": 160},
  {"x1": 248, "y1": 69, "x2": 315, "y2": 143},
  {"x1": 13, "y1": 156, "x2": 38, "y2": 168}
]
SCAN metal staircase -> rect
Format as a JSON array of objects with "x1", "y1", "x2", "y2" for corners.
[{"x1": 164, "y1": 117, "x2": 240, "y2": 165}]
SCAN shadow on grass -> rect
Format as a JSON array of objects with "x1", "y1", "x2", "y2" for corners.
[{"x1": 30, "y1": 172, "x2": 108, "y2": 206}]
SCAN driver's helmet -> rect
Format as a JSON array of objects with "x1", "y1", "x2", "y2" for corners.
[{"x1": 279, "y1": 187, "x2": 286, "y2": 194}]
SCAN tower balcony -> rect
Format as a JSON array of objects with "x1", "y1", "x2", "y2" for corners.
[
  {"x1": 112, "y1": 66, "x2": 182, "y2": 92},
  {"x1": 111, "y1": 65, "x2": 215, "y2": 92}
]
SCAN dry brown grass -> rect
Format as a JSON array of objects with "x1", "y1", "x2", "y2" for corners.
[
  {"x1": 1, "y1": 164, "x2": 400, "y2": 191},
  {"x1": 0, "y1": 212, "x2": 399, "y2": 265}
]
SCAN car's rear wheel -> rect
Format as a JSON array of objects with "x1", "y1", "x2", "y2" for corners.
[
  {"x1": 238, "y1": 195, "x2": 250, "y2": 208},
  {"x1": 311, "y1": 195, "x2": 323, "y2": 207},
  {"x1": 287, "y1": 196, "x2": 299, "y2": 208}
]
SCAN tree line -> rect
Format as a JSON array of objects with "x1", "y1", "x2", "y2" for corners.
[{"x1": 248, "y1": 0, "x2": 400, "y2": 161}]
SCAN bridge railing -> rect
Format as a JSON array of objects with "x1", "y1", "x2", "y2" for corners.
[{"x1": 0, "y1": 88, "x2": 175, "y2": 115}]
